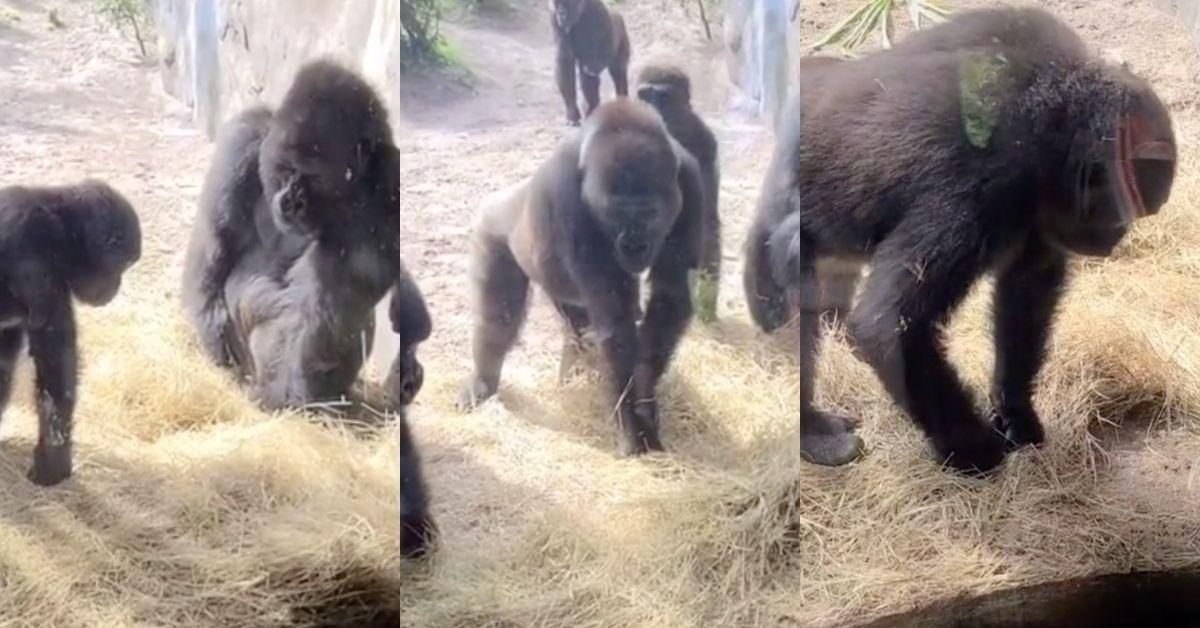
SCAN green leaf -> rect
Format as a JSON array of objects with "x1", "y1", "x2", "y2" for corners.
[{"x1": 959, "y1": 52, "x2": 1010, "y2": 149}]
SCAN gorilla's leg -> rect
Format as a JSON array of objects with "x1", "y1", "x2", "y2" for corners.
[
  {"x1": 847, "y1": 225, "x2": 1006, "y2": 474},
  {"x1": 797, "y1": 240, "x2": 865, "y2": 467},
  {"x1": 580, "y1": 70, "x2": 602, "y2": 119},
  {"x1": 990, "y1": 239, "x2": 1066, "y2": 451},
  {"x1": 457, "y1": 237, "x2": 530, "y2": 410}
]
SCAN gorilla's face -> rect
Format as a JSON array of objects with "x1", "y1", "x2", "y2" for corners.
[
  {"x1": 259, "y1": 116, "x2": 372, "y2": 237},
  {"x1": 550, "y1": 0, "x2": 585, "y2": 30},
  {"x1": 580, "y1": 143, "x2": 682, "y2": 275},
  {"x1": 1044, "y1": 107, "x2": 1175, "y2": 258},
  {"x1": 69, "y1": 185, "x2": 142, "y2": 306}
]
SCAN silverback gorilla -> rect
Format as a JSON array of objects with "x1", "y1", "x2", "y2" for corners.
[
  {"x1": 182, "y1": 60, "x2": 426, "y2": 412},
  {"x1": 745, "y1": 7, "x2": 1176, "y2": 473},
  {"x1": 458, "y1": 99, "x2": 704, "y2": 456},
  {"x1": 0, "y1": 180, "x2": 142, "y2": 486}
]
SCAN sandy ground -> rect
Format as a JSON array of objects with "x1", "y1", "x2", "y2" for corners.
[{"x1": 400, "y1": 0, "x2": 1200, "y2": 626}]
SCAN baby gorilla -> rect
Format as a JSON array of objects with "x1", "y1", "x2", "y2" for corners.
[
  {"x1": 551, "y1": 0, "x2": 632, "y2": 126},
  {"x1": 747, "y1": 7, "x2": 1177, "y2": 473},
  {"x1": 636, "y1": 63, "x2": 723, "y2": 323},
  {"x1": 458, "y1": 99, "x2": 705, "y2": 456},
  {"x1": 0, "y1": 180, "x2": 142, "y2": 486},
  {"x1": 182, "y1": 59, "x2": 416, "y2": 411}
]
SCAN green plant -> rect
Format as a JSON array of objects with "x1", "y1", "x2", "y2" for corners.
[
  {"x1": 97, "y1": 0, "x2": 152, "y2": 57},
  {"x1": 811, "y1": 0, "x2": 949, "y2": 53},
  {"x1": 401, "y1": 0, "x2": 447, "y2": 67}
]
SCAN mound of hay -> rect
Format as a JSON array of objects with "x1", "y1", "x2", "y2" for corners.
[{"x1": 0, "y1": 299, "x2": 406, "y2": 627}]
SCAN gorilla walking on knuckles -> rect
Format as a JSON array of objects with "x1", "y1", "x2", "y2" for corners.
[
  {"x1": 458, "y1": 99, "x2": 705, "y2": 456},
  {"x1": 182, "y1": 59, "x2": 428, "y2": 412},
  {"x1": 551, "y1": 0, "x2": 632, "y2": 126},
  {"x1": 0, "y1": 180, "x2": 142, "y2": 486},
  {"x1": 745, "y1": 7, "x2": 1176, "y2": 473},
  {"x1": 636, "y1": 64, "x2": 723, "y2": 323}
]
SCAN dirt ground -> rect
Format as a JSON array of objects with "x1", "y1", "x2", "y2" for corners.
[{"x1": 400, "y1": 0, "x2": 1200, "y2": 626}]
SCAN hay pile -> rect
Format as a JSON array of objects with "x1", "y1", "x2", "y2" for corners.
[
  {"x1": 0, "y1": 1, "x2": 404, "y2": 625},
  {"x1": 400, "y1": 0, "x2": 1200, "y2": 626},
  {"x1": 0, "y1": 304, "x2": 407, "y2": 626}
]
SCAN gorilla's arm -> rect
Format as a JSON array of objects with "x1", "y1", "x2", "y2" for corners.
[
  {"x1": 551, "y1": 143, "x2": 650, "y2": 452},
  {"x1": 390, "y1": 263, "x2": 431, "y2": 348},
  {"x1": 633, "y1": 154, "x2": 703, "y2": 401},
  {"x1": 25, "y1": 294, "x2": 77, "y2": 486},
  {"x1": 183, "y1": 108, "x2": 271, "y2": 366},
  {"x1": 386, "y1": 263, "x2": 432, "y2": 407},
  {"x1": 989, "y1": 236, "x2": 1067, "y2": 449},
  {"x1": 7, "y1": 208, "x2": 68, "y2": 329},
  {"x1": 767, "y1": 211, "x2": 800, "y2": 287}
]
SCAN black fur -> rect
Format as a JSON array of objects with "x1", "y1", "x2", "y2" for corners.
[
  {"x1": 636, "y1": 64, "x2": 723, "y2": 322},
  {"x1": 552, "y1": 0, "x2": 632, "y2": 126},
  {"x1": 0, "y1": 180, "x2": 142, "y2": 486},
  {"x1": 385, "y1": 266, "x2": 433, "y2": 408},
  {"x1": 181, "y1": 59, "x2": 417, "y2": 411},
  {"x1": 400, "y1": 411, "x2": 435, "y2": 558},
  {"x1": 745, "y1": 7, "x2": 1176, "y2": 473},
  {"x1": 457, "y1": 100, "x2": 704, "y2": 456}
]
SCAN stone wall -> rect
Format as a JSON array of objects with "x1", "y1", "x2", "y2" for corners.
[
  {"x1": 152, "y1": 0, "x2": 402, "y2": 379},
  {"x1": 1155, "y1": 0, "x2": 1200, "y2": 49}
]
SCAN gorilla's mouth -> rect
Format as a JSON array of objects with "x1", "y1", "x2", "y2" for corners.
[
  {"x1": 1111, "y1": 111, "x2": 1175, "y2": 221},
  {"x1": 1050, "y1": 222, "x2": 1128, "y2": 258},
  {"x1": 271, "y1": 176, "x2": 316, "y2": 234},
  {"x1": 617, "y1": 258, "x2": 652, "y2": 274},
  {"x1": 616, "y1": 234, "x2": 654, "y2": 273}
]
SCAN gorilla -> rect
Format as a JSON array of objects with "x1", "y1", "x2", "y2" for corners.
[
  {"x1": 182, "y1": 59, "x2": 425, "y2": 412},
  {"x1": 636, "y1": 63, "x2": 723, "y2": 323},
  {"x1": 458, "y1": 99, "x2": 705, "y2": 456},
  {"x1": 550, "y1": 0, "x2": 632, "y2": 126},
  {"x1": 0, "y1": 180, "x2": 142, "y2": 486},
  {"x1": 745, "y1": 7, "x2": 1176, "y2": 473}
]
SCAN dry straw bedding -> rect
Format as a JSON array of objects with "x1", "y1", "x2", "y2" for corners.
[
  {"x1": 0, "y1": 0, "x2": 1195, "y2": 626},
  {"x1": 402, "y1": 1, "x2": 1200, "y2": 627}
]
